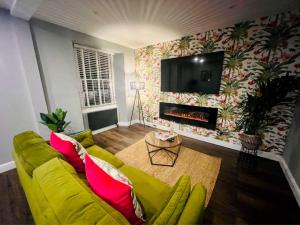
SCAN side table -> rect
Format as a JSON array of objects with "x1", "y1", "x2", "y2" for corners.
[{"x1": 144, "y1": 131, "x2": 182, "y2": 167}]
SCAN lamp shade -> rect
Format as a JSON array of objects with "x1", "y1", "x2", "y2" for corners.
[{"x1": 130, "y1": 81, "x2": 145, "y2": 90}]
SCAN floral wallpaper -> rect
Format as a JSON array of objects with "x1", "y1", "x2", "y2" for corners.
[{"x1": 135, "y1": 10, "x2": 300, "y2": 155}]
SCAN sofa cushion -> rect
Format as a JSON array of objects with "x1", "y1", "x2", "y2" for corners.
[
  {"x1": 32, "y1": 158, "x2": 130, "y2": 225},
  {"x1": 119, "y1": 165, "x2": 172, "y2": 220},
  {"x1": 50, "y1": 132, "x2": 86, "y2": 172},
  {"x1": 71, "y1": 130, "x2": 95, "y2": 148},
  {"x1": 86, "y1": 145, "x2": 124, "y2": 168},
  {"x1": 53, "y1": 132, "x2": 87, "y2": 161},
  {"x1": 149, "y1": 175, "x2": 191, "y2": 225},
  {"x1": 85, "y1": 154, "x2": 144, "y2": 225},
  {"x1": 13, "y1": 131, "x2": 63, "y2": 176}
]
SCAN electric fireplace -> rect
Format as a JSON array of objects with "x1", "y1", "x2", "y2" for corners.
[{"x1": 159, "y1": 102, "x2": 218, "y2": 130}]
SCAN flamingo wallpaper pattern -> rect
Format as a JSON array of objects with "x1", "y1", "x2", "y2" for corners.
[{"x1": 135, "y1": 9, "x2": 300, "y2": 155}]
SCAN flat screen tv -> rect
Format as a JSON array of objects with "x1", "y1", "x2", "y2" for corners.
[{"x1": 161, "y1": 51, "x2": 224, "y2": 94}]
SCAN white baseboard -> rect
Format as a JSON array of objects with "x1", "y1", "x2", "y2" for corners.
[
  {"x1": 145, "y1": 121, "x2": 241, "y2": 148},
  {"x1": 257, "y1": 151, "x2": 281, "y2": 162},
  {"x1": 279, "y1": 157, "x2": 300, "y2": 207},
  {"x1": 144, "y1": 121, "x2": 281, "y2": 162},
  {"x1": 145, "y1": 121, "x2": 299, "y2": 205},
  {"x1": 118, "y1": 121, "x2": 130, "y2": 126},
  {"x1": 92, "y1": 124, "x2": 117, "y2": 134},
  {"x1": 0, "y1": 161, "x2": 16, "y2": 173},
  {"x1": 92, "y1": 120, "x2": 140, "y2": 134},
  {"x1": 90, "y1": 121, "x2": 282, "y2": 162},
  {"x1": 118, "y1": 120, "x2": 139, "y2": 126},
  {"x1": 146, "y1": 121, "x2": 240, "y2": 148}
]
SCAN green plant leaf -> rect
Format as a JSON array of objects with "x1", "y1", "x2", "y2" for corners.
[
  {"x1": 62, "y1": 111, "x2": 67, "y2": 121},
  {"x1": 40, "y1": 108, "x2": 71, "y2": 132},
  {"x1": 52, "y1": 113, "x2": 59, "y2": 121},
  {"x1": 63, "y1": 121, "x2": 71, "y2": 129},
  {"x1": 47, "y1": 114, "x2": 58, "y2": 123},
  {"x1": 40, "y1": 113, "x2": 48, "y2": 122},
  {"x1": 56, "y1": 109, "x2": 64, "y2": 120},
  {"x1": 236, "y1": 74, "x2": 300, "y2": 135},
  {"x1": 39, "y1": 121, "x2": 48, "y2": 125},
  {"x1": 47, "y1": 124, "x2": 58, "y2": 132}
]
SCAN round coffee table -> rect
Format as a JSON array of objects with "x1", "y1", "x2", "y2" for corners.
[{"x1": 145, "y1": 131, "x2": 182, "y2": 167}]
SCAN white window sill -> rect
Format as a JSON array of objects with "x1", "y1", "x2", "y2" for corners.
[{"x1": 82, "y1": 104, "x2": 117, "y2": 114}]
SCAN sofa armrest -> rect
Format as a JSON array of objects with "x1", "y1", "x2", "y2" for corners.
[
  {"x1": 149, "y1": 175, "x2": 191, "y2": 225},
  {"x1": 176, "y1": 183, "x2": 207, "y2": 225},
  {"x1": 71, "y1": 129, "x2": 95, "y2": 148},
  {"x1": 72, "y1": 130, "x2": 125, "y2": 168}
]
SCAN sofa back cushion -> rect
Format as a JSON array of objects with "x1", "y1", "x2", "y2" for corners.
[
  {"x1": 149, "y1": 175, "x2": 191, "y2": 225},
  {"x1": 32, "y1": 157, "x2": 130, "y2": 225},
  {"x1": 13, "y1": 131, "x2": 63, "y2": 176},
  {"x1": 50, "y1": 132, "x2": 86, "y2": 172},
  {"x1": 86, "y1": 145, "x2": 124, "y2": 168},
  {"x1": 85, "y1": 154, "x2": 144, "y2": 225}
]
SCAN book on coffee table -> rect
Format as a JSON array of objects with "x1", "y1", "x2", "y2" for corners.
[{"x1": 155, "y1": 131, "x2": 177, "y2": 141}]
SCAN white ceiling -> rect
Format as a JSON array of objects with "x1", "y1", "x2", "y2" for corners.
[
  {"x1": 1, "y1": 0, "x2": 300, "y2": 49},
  {"x1": 0, "y1": 0, "x2": 13, "y2": 10}
]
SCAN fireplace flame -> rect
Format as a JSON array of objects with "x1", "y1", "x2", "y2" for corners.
[{"x1": 164, "y1": 111, "x2": 209, "y2": 123}]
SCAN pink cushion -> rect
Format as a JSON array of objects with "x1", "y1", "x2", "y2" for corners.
[
  {"x1": 50, "y1": 132, "x2": 85, "y2": 172},
  {"x1": 85, "y1": 154, "x2": 144, "y2": 225}
]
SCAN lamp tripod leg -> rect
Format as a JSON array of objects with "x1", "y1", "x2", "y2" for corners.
[
  {"x1": 129, "y1": 90, "x2": 137, "y2": 126},
  {"x1": 138, "y1": 91, "x2": 145, "y2": 127},
  {"x1": 137, "y1": 91, "x2": 141, "y2": 122}
]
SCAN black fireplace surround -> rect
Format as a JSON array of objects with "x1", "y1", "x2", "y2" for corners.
[{"x1": 159, "y1": 102, "x2": 218, "y2": 130}]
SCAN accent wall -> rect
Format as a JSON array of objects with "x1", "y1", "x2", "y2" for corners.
[{"x1": 135, "y1": 9, "x2": 300, "y2": 155}]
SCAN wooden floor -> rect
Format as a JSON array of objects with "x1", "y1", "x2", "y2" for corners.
[{"x1": 1, "y1": 124, "x2": 299, "y2": 224}]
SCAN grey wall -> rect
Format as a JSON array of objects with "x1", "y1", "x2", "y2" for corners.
[
  {"x1": 0, "y1": 9, "x2": 46, "y2": 164},
  {"x1": 12, "y1": 13, "x2": 49, "y2": 138},
  {"x1": 113, "y1": 53, "x2": 128, "y2": 121},
  {"x1": 284, "y1": 96, "x2": 300, "y2": 187},
  {"x1": 0, "y1": 12, "x2": 134, "y2": 166},
  {"x1": 30, "y1": 19, "x2": 135, "y2": 129}
]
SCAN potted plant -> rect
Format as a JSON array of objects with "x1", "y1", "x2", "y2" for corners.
[
  {"x1": 236, "y1": 75, "x2": 300, "y2": 150},
  {"x1": 40, "y1": 108, "x2": 71, "y2": 133}
]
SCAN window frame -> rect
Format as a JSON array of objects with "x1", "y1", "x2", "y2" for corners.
[{"x1": 73, "y1": 43, "x2": 116, "y2": 112}]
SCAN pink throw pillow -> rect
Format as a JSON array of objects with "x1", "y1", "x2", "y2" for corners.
[
  {"x1": 50, "y1": 132, "x2": 86, "y2": 172},
  {"x1": 85, "y1": 154, "x2": 144, "y2": 225}
]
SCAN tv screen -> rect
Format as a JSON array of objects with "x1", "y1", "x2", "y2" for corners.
[{"x1": 161, "y1": 51, "x2": 224, "y2": 94}]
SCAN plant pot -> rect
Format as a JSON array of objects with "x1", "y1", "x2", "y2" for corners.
[{"x1": 239, "y1": 133, "x2": 262, "y2": 150}]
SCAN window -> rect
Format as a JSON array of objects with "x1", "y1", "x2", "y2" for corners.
[{"x1": 74, "y1": 44, "x2": 115, "y2": 109}]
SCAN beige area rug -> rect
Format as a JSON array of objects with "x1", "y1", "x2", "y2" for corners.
[{"x1": 116, "y1": 139, "x2": 221, "y2": 206}]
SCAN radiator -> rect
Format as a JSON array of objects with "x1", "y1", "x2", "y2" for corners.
[{"x1": 83, "y1": 108, "x2": 118, "y2": 131}]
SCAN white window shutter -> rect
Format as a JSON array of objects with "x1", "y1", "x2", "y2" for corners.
[{"x1": 74, "y1": 45, "x2": 115, "y2": 108}]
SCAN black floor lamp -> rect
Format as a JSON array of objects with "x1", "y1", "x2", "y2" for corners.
[{"x1": 129, "y1": 81, "x2": 145, "y2": 126}]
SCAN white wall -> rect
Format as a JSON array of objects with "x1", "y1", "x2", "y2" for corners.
[
  {"x1": 0, "y1": 9, "x2": 46, "y2": 164},
  {"x1": 31, "y1": 22, "x2": 85, "y2": 131},
  {"x1": 30, "y1": 19, "x2": 136, "y2": 128},
  {"x1": 12, "y1": 13, "x2": 49, "y2": 137},
  {"x1": 0, "y1": 11, "x2": 135, "y2": 166}
]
